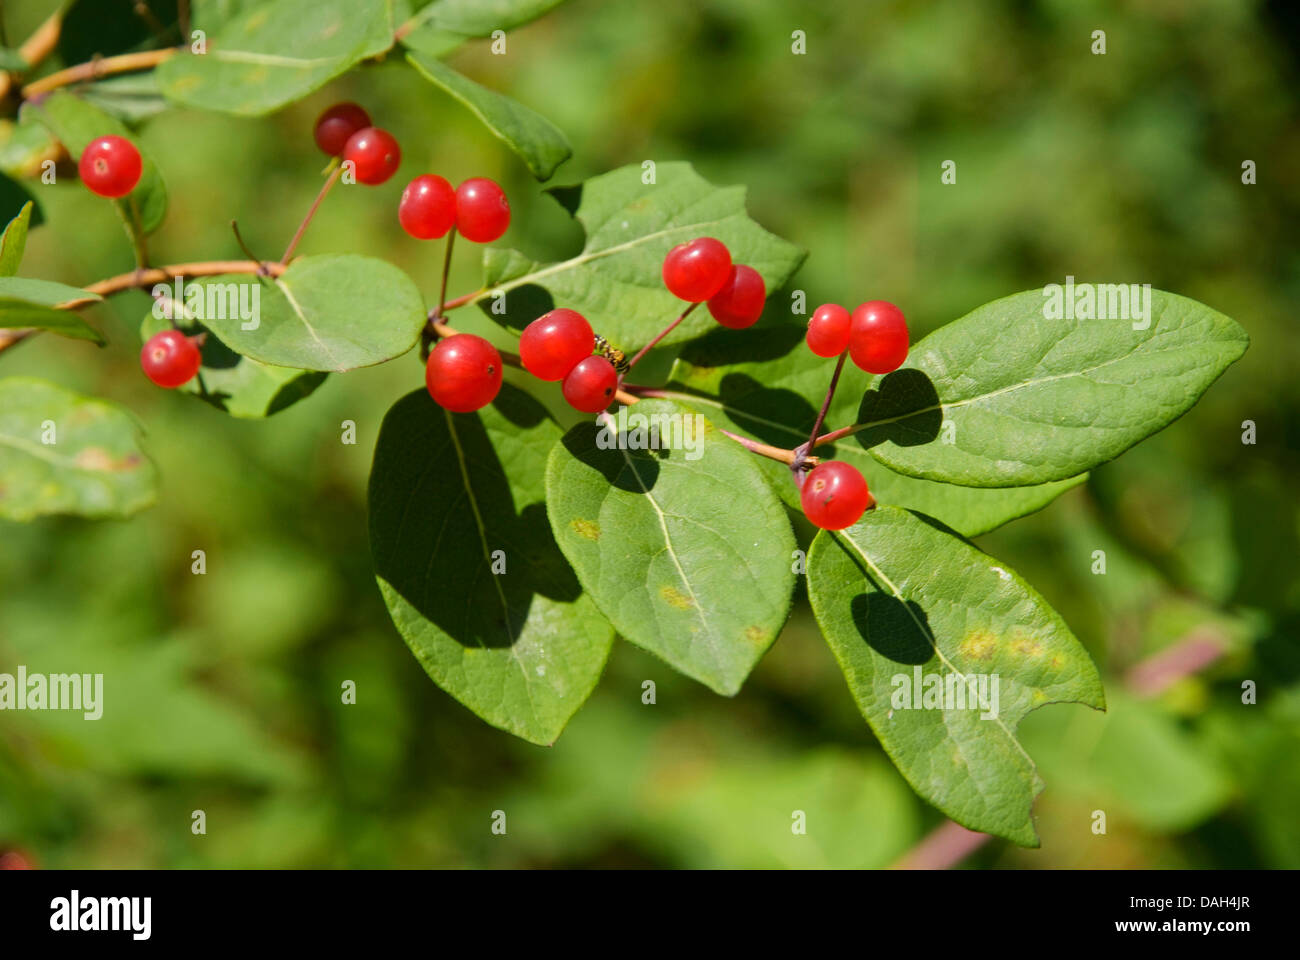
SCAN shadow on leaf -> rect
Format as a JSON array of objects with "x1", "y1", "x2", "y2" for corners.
[
  {"x1": 370, "y1": 384, "x2": 580, "y2": 649},
  {"x1": 853, "y1": 368, "x2": 943, "y2": 450}
]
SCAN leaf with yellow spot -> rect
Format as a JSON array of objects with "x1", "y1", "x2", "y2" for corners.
[
  {"x1": 807, "y1": 506, "x2": 1104, "y2": 846},
  {"x1": 0, "y1": 377, "x2": 156, "y2": 521}
]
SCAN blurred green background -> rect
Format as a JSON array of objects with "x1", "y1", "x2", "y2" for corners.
[{"x1": 1, "y1": 0, "x2": 1297, "y2": 868}]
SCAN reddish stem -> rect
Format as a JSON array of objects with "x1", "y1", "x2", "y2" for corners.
[
  {"x1": 624, "y1": 302, "x2": 698, "y2": 372},
  {"x1": 281, "y1": 162, "x2": 342, "y2": 264}
]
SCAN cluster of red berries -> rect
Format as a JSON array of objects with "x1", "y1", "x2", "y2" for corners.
[
  {"x1": 797, "y1": 300, "x2": 909, "y2": 530},
  {"x1": 314, "y1": 102, "x2": 401, "y2": 185},
  {"x1": 663, "y1": 236, "x2": 767, "y2": 327}
]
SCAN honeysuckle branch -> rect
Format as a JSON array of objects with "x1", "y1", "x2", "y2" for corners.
[
  {"x1": 79, "y1": 259, "x2": 286, "y2": 300},
  {"x1": 0, "y1": 9, "x2": 62, "y2": 100},
  {"x1": 281, "y1": 161, "x2": 342, "y2": 264},
  {"x1": 20, "y1": 47, "x2": 179, "y2": 98}
]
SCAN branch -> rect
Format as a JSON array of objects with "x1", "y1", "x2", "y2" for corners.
[
  {"x1": 21, "y1": 47, "x2": 178, "y2": 98},
  {"x1": 80, "y1": 259, "x2": 286, "y2": 300},
  {"x1": 0, "y1": 8, "x2": 62, "y2": 100}
]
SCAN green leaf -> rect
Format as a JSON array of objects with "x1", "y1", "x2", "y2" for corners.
[
  {"x1": 79, "y1": 73, "x2": 171, "y2": 125},
  {"x1": 186, "y1": 255, "x2": 426, "y2": 372},
  {"x1": 0, "y1": 117, "x2": 60, "y2": 182},
  {"x1": 0, "y1": 201, "x2": 32, "y2": 276},
  {"x1": 407, "y1": 51, "x2": 571, "y2": 180},
  {"x1": 475, "y1": 161, "x2": 806, "y2": 351},
  {"x1": 140, "y1": 312, "x2": 325, "y2": 418},
  {"x1": 0, "y1": 48, "x2": 26, "y2": 72},
  {"x1": 403, "y1": 0, "x2": 568, "y2": 36},
  {"x1": 369, "y1": 385, "x2": 614, "y2": 745},
  {"x1": 0, "y1": 276, "x2": 104, "y2": 343},
  {"x1": 664, "y1": 325, "x2": 1082, "y2": 537},
  {"x1": 157, "y1": 0, "x2": 398, "y2": 116},
  {"x1": 546, "y1": 399, "x2": 796, "y2": 695},
  {"x1": 0, "y1": 169, "x2": 43, "y2": 228},
  {"x1": 0, "y1": 377, "x2": 157, "y2": 521},
  {"x1": 807, "y1": 506, "x2": 1105, "y2": 846},
  {"x1": 855, "y1": 289, "x2": 1249, "y2": 486},
  {"x1": 23, "y1": 91, "x2": 168, "y2": 233}
]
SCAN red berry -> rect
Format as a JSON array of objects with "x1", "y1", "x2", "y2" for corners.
[
  {"x1": 399, "y1": 174, "x2": 457, "y2": 240},
  {"x1": 800, "y1": 461, "x2": 873, "y2": 530},
  {"x1": 314, "y1": 102, "x2": 370, "y2": 156},
  {"x1": 0, "y1": 851, "x2": 32, "y2": 870},
  {"x1": 662, "y1": 237, "x2": 732, "y2": 302},
  {"x1": 343, "y1": 127, "x2": 401, "y2": 185},
  {"x1": 78, "y1": 135, "x2": 142, "y2": 198},
  {"x1": 706, "y1": 264, "x2": 766, "y2": 329},
  {"x1": 848, "y1": 301, "x2": 909, "y2": 374},
  {"x1": 140, "y1": 329, "x2": 201, "y2": 388},
  {"x1": 519, "y1": 309, "x2": 594, "y2": 381},
  {"x1": 806, "y1": 303, "x2": 852, "y2": 357},
  {"x1": 425, "y1": 334, "x2": 502, "y2": 412},
  {"x1": 455, "y1": 177, "x2": 510, "y2": 243},
  {"x1": 562, "y1": 356, "x2": 618, "y2": 413}
]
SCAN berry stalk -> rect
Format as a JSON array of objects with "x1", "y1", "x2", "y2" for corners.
[
  {"x1": 623, "y1": 302, "x2": 699, "y2": 372},
  {"x1": 791, "y1": 348, "x2": 848, "y2": 483},
  {"x1": 281, "y1": 160, "x2": 343, "y2": 264}
]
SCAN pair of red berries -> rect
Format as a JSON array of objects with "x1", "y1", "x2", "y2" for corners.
[
  {"x1": 314, "y1": 102, "x2": 401, "y2": 185},
  {"x1": 398, "y1": 173, "x2": 510, "y2": 243},
  {"x1": 519, "y1": 309, "x2": 618, "y2": 413},
  {"x1": 662, "y1": 237, "x2": 767, "y2": 328},
  {"x1": 806, "y1": 300, "x2": 909, "y2": 374},
  {"x1": 426, "y1": 310, "x2": 617, "y2": 416},
  {"x1": 79, "y1": 135, "x2": 143, "y2": 198}
]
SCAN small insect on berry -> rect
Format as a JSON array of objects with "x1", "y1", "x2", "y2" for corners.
[
  {"x1": 562, "y1": 355, "x2": 619, "y2": 413},
  {"x1": 399, "y1": 174, "x2": 457, "y2": 240},
  {"x1": 806, "y1": 303, "x2": 852, "y2": 357},
  {"x1": 78, "y1": 136, "x2": 142, "y2": 198},
  {"x1": 707, "y1": 264, "x2": 766, "y2": 329},
  {"x1": 342, "y1": 127, "x2": 401, "y2": 185},
  {"x1": 140, "y1": 329, "x2": 202, "y2": 389},
  {"x1": 455, "y1": 177, "x2": 511, "y2": 242},
  {"x1": 519, "y1": 308, "x2": 594, "y2": 381},
  {"x1": 848, "y1": 300, "x2": 909, "y2": 374},
  {"x1": 662, "y1": 237, "x2": 732, "y2": 302},
  {"x1": 800, "y1": 461, "x2": 874, "y2": 530},
  {"x1": 313, "y1": 102, "x2": 371, "y2": 156},
  {"x1": 425, "y1": 334, "x2": 502, "y2": 412}
]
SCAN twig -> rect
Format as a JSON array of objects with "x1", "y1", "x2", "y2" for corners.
[
  {"x1": 0, "y1": 9, "x2": 63, "y2": 99},
  {"x1": 21, "y1": 47, "x2": 178, "y2": 98},
  {"x1": 891, "y1": 820, "x2": 990, "y2": 870},
  {"x1": 281, "y1": 161, "x2": 342, "y2": 264},
  {"x1": 80, "y1": 260, "x2": 286, "y2": 299},
  {"x1": 1126, "y1": 628, "x2": 1228, "y2": 699}
]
